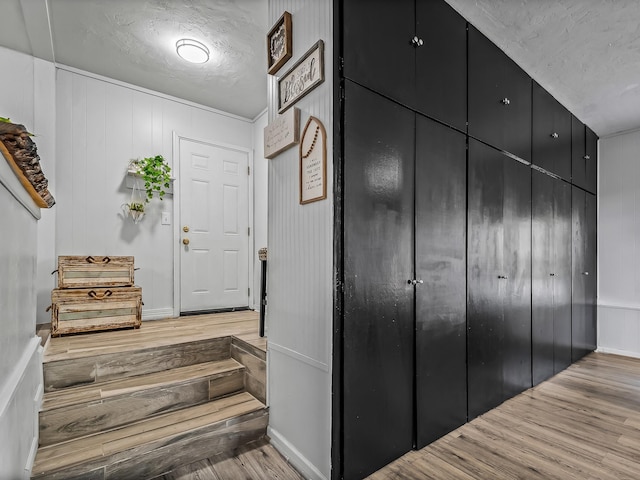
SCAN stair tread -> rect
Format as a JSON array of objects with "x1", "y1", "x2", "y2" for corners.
[
  {"x1": 42, "y1": 358, "x2": 244, "y2": 411},
  {"x1": 32, "y1": 392, "x2": 265, "y2": 475}
]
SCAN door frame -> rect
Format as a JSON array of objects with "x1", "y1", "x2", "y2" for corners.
[{"x1": 171, "y1": 131, "x2": 255, "y2": 318}]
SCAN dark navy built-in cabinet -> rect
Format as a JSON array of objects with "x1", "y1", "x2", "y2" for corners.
[{"x1": 337, "y1": 1, "x2": 598, "y2": 479}]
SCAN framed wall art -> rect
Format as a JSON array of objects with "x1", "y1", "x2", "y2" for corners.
[
  {"x1": 264, "y1": 107, "x2": 300, "y2": 159},
  {"x1": 299, "y1": 116, "x2": 327, "y2": 205},
  {"x1": 267, "y1": 11, "x2": 292, "y2": 75},
  {"x1": 278, "y1": 40, "x2": 324, "y2": 113}
]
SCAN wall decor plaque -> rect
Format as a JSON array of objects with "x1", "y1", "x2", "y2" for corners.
[
  {"x1": 299, "y1": 116, "x2": 326, "y2": 205},
  {"x1": 264, "y1": 107, "x2": 300, "y2": 159},
  {"x1": 278, "y1": 40, "x2": 324, "y2": 114},
  {"x1": 267, "y1": 11, "x2": 292, "y2": 75}
]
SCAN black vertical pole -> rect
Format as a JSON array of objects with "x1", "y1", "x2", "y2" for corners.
[{"x1": 258, "y1": 247, "x2": 267, "y2": 337}]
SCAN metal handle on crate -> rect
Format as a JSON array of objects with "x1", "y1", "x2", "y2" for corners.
[
  {"x1": 86, "y1": 256, "x2": 111, "y2": 264},
  {"x1": 88, "y1": 289, "x2": 113, "y2": 299}
]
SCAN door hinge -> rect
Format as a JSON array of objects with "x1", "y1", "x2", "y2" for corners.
[
  {"x1": 248, "y1": 227, "x2": 251, "y2": 236},
  {"x1": 247, "y1": 166, "x2": 251, "y2": 175},
  {"x1": 248, "y1": 287, "x2": 251, "y2": 297}
]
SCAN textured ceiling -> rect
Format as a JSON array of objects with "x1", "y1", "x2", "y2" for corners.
[
  {"x1": 446, "y1": 0, "x2": 640, "y2": 136},
  {"x1": 1, "y1": 1, "x2": 640, "y2": 133},
  {"x1": 0, "y1": 0, "x2": 268, "y2": 119}
]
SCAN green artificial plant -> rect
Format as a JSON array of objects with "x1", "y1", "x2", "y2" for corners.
[{"x1": 130, "y1": 155, "x2": 172, "y2": 203}]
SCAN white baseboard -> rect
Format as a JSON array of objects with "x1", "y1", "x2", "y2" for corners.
[
  {"x1": 596, "y1": 346, "x2": 640, "y2": 359},
  {"x1": 142, "y1": 308, "x2": 174, "y2": 321},
  {"x1": 268, "y1": 426, "x2": 328, "y2": 480},
  {"x1": 0, "y1": 336, "x2": 40, "y2": 418}
]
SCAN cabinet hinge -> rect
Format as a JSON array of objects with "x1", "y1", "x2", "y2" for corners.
[{"x1": 339, "y1": 56, "x2": 344, "y2": 74}]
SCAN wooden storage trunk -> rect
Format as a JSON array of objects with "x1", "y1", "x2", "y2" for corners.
[
  {"x1": 51, "y1": 286, "x2": 142, "y2": 336},
  {"x1": 57, "y1": 255, "x2": 134, "y2": 289}
]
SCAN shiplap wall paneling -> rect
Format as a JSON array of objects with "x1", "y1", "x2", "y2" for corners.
[{"x1": 266, "y1": 1, "x2": 333, "y2": 479}]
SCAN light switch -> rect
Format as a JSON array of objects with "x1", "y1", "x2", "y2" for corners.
[{"x1": 161, "y1": 212, "x2": 171, "y2": 225}]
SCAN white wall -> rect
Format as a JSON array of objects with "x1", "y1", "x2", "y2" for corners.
[
  {"x1": 598, "y1": 130, "x2": 640, "y2": 357},
  {"x1": 252, "y1": 110, "x2": 269, "y2": 311},
  {"x1": 0, "y1": 46, "x2": 45, "y2": 479},
  {"x1": 55, "y1": 68, "x2": 254, "y2": 319},
  {"x1": 265, "y1": 1, "x2": 333, "y2": 479}
]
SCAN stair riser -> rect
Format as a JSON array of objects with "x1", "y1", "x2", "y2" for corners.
[
  {"x1": 231, "y1": 343, "x2": 266, "y2": 404},
  {"x1": 32, "y1": 409, "x2": 268, "y2": 480},
  {"x1": 39, "y1": 369, "x2": 244, "y2": 446},
  {"x1": 44, "y1": 337, "x2": 231, "y2": 391}
]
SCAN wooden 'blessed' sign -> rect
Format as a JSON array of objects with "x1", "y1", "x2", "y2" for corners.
[{"x1": 299, "y1": 116, "x2": 326, "y2": 205}]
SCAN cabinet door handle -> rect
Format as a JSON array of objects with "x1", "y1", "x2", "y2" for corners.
[
  {"x1": 411, "y1": 36, "x2": 424, "y2": 47},
  {"x1": 550, "y1": 273, "x2": 555, "y2": 276},
  {"x1": 407, "y1": 279, "x2": 424, "y2": 285},
  {"x1": 550, "y1": 132, "x2": 559, "y2": 139},
  {"x1": 498, "y1": 275, "x2": 509, "y2": 279},
  {"x1": 501, "y1": 98, "x2": 511, "y2": 105},
  {"x1": 584, "y1": 154, "x2": 591, "y2": 160}
]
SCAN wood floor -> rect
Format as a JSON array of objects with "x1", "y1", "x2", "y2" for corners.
[
  {"x1": 159, "y1": 439, "x2": 304, "y2": 480},
  {"x1": 43, "y1": 310, "x2": 267, "y2": 362},
  {"x1": 368, "y1": 352, "x2": 640, "y2": 480}
]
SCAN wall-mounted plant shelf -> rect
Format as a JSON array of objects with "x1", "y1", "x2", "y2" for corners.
[{"x1": 125, "y1": 168, "x2": 174, "y2": 196}]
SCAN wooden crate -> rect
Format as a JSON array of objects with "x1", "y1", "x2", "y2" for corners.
[
  {"x1": 51, "y1": 286, "x2": 142, "y2": 336},
  {"x1": 57, "y1": 255, "x2": 134, "y2": 289}
]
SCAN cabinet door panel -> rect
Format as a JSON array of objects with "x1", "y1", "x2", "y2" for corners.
[
  {"x1": 468, "y1": 139, "x2": 505, "y2": 420},
  {"x1": 415, "y1": 115, "x2": 466, "y2": 448},
  {"x1": 585, "y1": 192, "x2": 598, "y2": 351},
  {"x1": 532, "y1": 171, "x2": 555, "y2": 385},
  {"x1": 343, "y1": 81, "x2": 415, "y2": 480},
  {"x1": 571, "y1": 115, "x2": 587, "y2": 190},
  {"x1": 532, "y1": 82, "x2": 571, "y2": 179},
  {"x1": 343, "y1": 0, "x2": 415, "y2": 109},
  {"x1": 585, "y1": 127, "x2": 598, "y2": 194},
  {"x1": 468, "y1": 26, "x2": 532, "y2": 161},
  {"x1": 502, "y1": 158, "x2": 532, "y2": 399},
  {"x1": 572, "y1": 187, "x2": 589, "y2": 362},
  {"x1": 553, "y1": 180, "x2": 573, "y2": 374},
  {"x1": 415, "y1": 0, "x2": 467, "y2": 130}
]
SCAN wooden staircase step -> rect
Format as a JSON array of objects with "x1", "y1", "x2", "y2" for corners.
[
  {"x1": 43, "y1": 336, "x2": 231, "y2": 392},
  {"x1": 39, "y1": 359, "x2": 245, "y2": 446},
  {"x1": 231, "y1": 337, "x2": 266, "y2": 404},
  {"x1": 32, "y1": 392, "x2": 268, "y2": 480}
]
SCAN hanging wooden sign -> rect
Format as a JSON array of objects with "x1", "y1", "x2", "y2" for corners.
[
  {"x1": 278, "y1": 40, "x2": 324, "y2": 113},
  {"x1": 299, "y1": 116, "x2": 327, "y2": 205},
  {"x1": 264, "y1": 107, "x2": 300, "y2": 159}
]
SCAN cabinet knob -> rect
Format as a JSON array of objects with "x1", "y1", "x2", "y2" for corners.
[
  {"x1": 411, "y1": 36, "x2": 424, "y2": 47},
  {"x1": 582, "y1": 271, "x2": 589, "y2": 276},
  {"x1": 584, "y1": 155, "x2": 591, "y2": 160},
  {"x1": 501, "y1": 98, "x2": 511, "y2": 105},
  {"x1": 551, "y1": 132, "x2": 559, "y2": 139}
]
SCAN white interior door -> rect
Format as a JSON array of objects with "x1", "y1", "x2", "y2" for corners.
[{"x1": 179, "y1": 138, "x2": 249, "y2": 313}]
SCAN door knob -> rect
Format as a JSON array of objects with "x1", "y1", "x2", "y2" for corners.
[
  {"x1": 183, "y1": 226, "x2": 189, "y2": 233},
  {"x1": 182, "y1": 238, "x2": 190, "y2": 245},
  {"x1": 411, "y1": 36, "x2": 424, "y2": 47}
]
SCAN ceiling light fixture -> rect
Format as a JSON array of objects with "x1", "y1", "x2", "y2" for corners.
[{"x1": 176, "y1": 39, "x2": 210, "y2": 64}]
